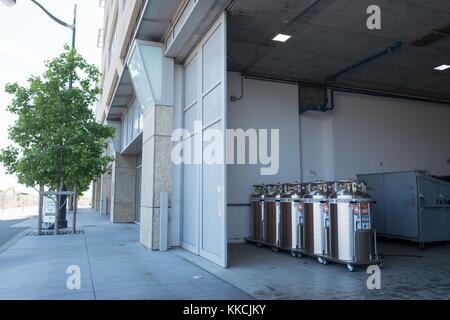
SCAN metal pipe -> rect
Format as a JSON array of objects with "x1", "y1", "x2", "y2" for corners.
[
  {"x1": 326, "y1": 41, "x2": 403, "y2": 83},
  {"x1": 301, "y1": 41, "x2": 404, "y2": 114},
  {"x1": 328, "y1": 84, "x2": 450, "y2": 106},
  {"x1": 242, "y1": 68, "x2": 450, "y2": 109},
  {"x1": 230, "y1": 74, "x2": 245, "y2": 101},
  {"x1": 243, "y1": 74, "x2": 299, "y2": 85}
]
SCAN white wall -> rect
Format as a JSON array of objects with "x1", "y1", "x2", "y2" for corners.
[
  {"x1": 226, "y1": 73, "x2": 450, "y2": 241},
  {"x1": 299, "y1": 91, "x2": 450, "y2": 180},
  {"x1": 227, "y1": 72, "x2": 301, "y2": 241},
  {"x1": 332, "y1": 92, "x2": 450, "y2": 179},
  {"x1": 300, "y1": 112, "x2": 334, "y2": 181}
]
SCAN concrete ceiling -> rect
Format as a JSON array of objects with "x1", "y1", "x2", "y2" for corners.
[
  {"x1": 136, "y1": 0, "x2": 181, "y2": 41},
  {"x1": 227, "y1": 0, "x2": 450, "y2": 100}
]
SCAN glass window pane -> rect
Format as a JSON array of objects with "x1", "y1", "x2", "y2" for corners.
[
  {"x1": 203, "y1": 84, "x2": 222, "y2": 126},
  {"x1": 183, "y1": 103, "x2": 199, "y2": 134},
  {"x1": 139, "y1": 45, "x2": 163, "y2": 103},
  {"x1": 129, "y1": 48, "x2": 155, "y2": 114},
  {"x1": 133, "y1": 99, "x2": 139, "y2": 138},
  {"x1": 202, "y1": 27, "x2": 222, "y2": 92},
  {"x1": 139, "y1": 107, "x2": 143, "y2": 132},
  {"x1": 202, "y1": 121, "x2": 224, "y2": 256},
  {"x1": 127, "y1": 107, "x2": 133, "y2": 144},
  {"x1": 184, "y1": 54, "x2": 198, "y2": 108},
  {"x1": 122, "y1": 112, "x2": 128, "y2": 150}
]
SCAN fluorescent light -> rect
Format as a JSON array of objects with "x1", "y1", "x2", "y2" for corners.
[
  {"x1": 434, "y1": 64, "x2": 450, "y2": 71},
  {"x1": 272, "y1": 34, "x2": 291, "y2": 42},
  {"x1": 0, "y1": 0, "x2": 16, "y2": 6}
]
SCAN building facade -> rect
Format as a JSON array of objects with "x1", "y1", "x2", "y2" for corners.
[
  {"x1": 94, "y1": 0, "x2": 230, "y2": 266},
  {"x1": 94, "y1": 0, "x2": 450, "y2": 269}
]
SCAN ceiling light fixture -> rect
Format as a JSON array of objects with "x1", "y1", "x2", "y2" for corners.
[
  {"x1": 0, "y1": 0, "x2": 16, "y2": 6},
  {"x1": 434, "y1": 64, "x2": 450, "y2": 71},
  {"x1": 272, "y1": 33, "x2": 291, "y2": 42}
]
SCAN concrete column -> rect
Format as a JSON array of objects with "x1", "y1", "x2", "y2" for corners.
[
  {"x1": 91, "y1": 182, "x2": 96, "y2": 209},
  {"x1": 110, "y1": 154, "x2": 137, "y2": 223},
  {"x1": 140, "y1": 105, "x2": 173, "y2": 250},
  {"x1": 94, "y1": 178, "x2": 102, "y2": 211},
  {"x1": 100, "y1": 170, "x2": 112, "y2": 215}
]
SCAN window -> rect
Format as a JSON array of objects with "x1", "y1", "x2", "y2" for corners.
[
  {"x1": 97, "y1": 28, "x2": 104, "y2": 48},
  {"x1": 120, "y1": 98, "x2": 143, "y2": 152},
  {"x1": 139, "y1": 107, "x2": 143, "y2": 132},
  {"x1": 128, "y1": 43, "x2": 164, "y2": 114},
  {"x1": 132, "y1": 98, "x2": 140, "y2": 137},
  {"x1": 121, "y1": 111, "x2": 128, "y2": 150},
  {"x1": 108, "y1": 17, "x2": 119, "y2": 68},
  {"x1": 127, "y1": 106, "x2": 133, "y2": 144}
]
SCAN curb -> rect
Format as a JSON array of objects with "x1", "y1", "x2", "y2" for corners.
[{"x1": 0, "y1": 227, "x2": 32, "y2": 256}]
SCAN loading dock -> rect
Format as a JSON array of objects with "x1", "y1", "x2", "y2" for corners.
[{"x1": 96, "y1": 0, "x2": 450, "y2": 299}]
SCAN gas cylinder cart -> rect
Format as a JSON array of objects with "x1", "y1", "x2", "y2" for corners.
[
  {"x1": 294, "y1": 182, "x2": 330, "y2": 261},
  {"x1": 248, "y1": 184, "x2": 267, "y2": 248},
  {"x1": 280, "y1": 183, "x2": 309, "y2": 257},
  {"x1": 265, "y1": 183, "x2": 283, "y2": 252},
  {"x1": 322, "y1": 181, "x2": 383, "y2": 272},
  {"x1": 247, "y1": 183, "x2": 284, "y2": 251}
]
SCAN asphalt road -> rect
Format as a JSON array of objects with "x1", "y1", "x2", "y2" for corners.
[{"x1": 0, "y1": 219, "x2": 27, "y2": 248}]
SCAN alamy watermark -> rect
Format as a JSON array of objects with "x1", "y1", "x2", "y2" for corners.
[
  {"x1": 66, "y1": 265, "x2": 81, "y2": 290},
  {"x1": 366, "y1": 265, "x2": 382, "y2": 290},
  {"x1": 171, "y1": 121, "x2": 280, "y2": 176},
  {"x1": 367, "y1": 5, "x2": 381, "y2": 30}
]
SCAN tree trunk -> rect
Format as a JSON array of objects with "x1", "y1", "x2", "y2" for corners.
[
  {"x1": 38, "y1": 185, "x2": 44, "y2": 235},
  {"x1": 72, "y1": 184, "x2": 78, "y2": 234}
]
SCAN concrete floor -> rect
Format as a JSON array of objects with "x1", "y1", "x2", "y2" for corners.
[
  {"x1": 3, "y1": 208, "x2": 449, "y2": 300},
  {"x1": 175, "y1": 240, "x2": 450, "y2": 300},
  {"x1": 0, "y1": 209, "x2": 253, "y2": 300},
  {"x1": 0, "y1": 219, "x2": 28, "y2": 248}
]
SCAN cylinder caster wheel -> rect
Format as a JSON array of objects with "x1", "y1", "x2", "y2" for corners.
[
  {"x1": 291, "y1": 251, "x2": 297, "y2": 257},
  {"x1": 347, "y1": 264, "x2": 354, "y2": 272}
]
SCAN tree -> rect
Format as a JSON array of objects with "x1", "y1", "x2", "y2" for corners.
[{"x1": 0, "y1": 45, "x2": 114, "y2": 232}]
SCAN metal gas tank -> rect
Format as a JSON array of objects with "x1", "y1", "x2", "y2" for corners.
[
  {"x1": 329, "y1": 181, "x2": 376, "y2": 263},
  {"x1": 280, "y1": 183, "x2": 305, "y2": 252},
  {"x1": 265, "y1": 184, "x2": 283, "y2": 247},
  {"x1": 250, "y1": 184, "x2": 267, "y2": 243},
  {"x1": 310, "y1": 182, "x2": 334, "y2": 257}
]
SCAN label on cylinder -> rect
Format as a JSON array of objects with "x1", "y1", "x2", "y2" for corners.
[
  {"x1": 352, "y1": 203, "x2": 370, "y2": 230},
  {"x1": 296, "y1": 203, "x2": 303, "y2": 224},
  {"x1": 321, "y1": 203, "x2": 330, "y2": 228}
]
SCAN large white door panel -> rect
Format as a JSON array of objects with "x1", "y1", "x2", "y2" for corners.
[
  {"x1": 181, "y1": 13, "x2": 227, "y2": 267},
  {"x1": 181, "y1": 136, "x2": 199, "y2": 253},
  {"x1": 200, "y1": 121, "x2": 225, "y2": 265}
]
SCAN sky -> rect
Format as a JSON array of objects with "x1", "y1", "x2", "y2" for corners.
[{"x1": 0, "y1": 0, "x2": 104, "y2": 192}]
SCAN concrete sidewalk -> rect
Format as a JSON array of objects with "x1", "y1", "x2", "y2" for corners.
[{"x1": 0, "y1": 208, "x2": 253, "y2": 300}]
